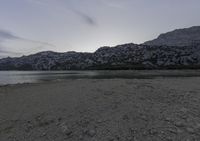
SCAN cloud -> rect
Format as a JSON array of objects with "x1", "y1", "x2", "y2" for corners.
[
  {"x1": 0, "y1": 49, "x2": 21, "y2": 56},
  {"x1": 0, "y1": 29, "x2": 20, "y2": 41},
  {"x1": 0, "y1": 29, "x2": 55, "y2": 47},
  {"x1": 0, "y1": 29, "x2": 56, "y2": 57},
  {"x1": 27, "y1": 0, "x2": 97, "y2": 26},
  {"x1": 69, "y1": 8, "x2": 97, "y2": 26},
  {"x1": 0, "y1": 44, "x2": 23, "y2": 59}
]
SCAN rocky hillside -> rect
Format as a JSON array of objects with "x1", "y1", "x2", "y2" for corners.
[
  {"x1": 0, "y1": 43, "x2": 200, "y2": 70},
  {"x1": 1, "y1": 26, "x2": 200, "y2": 70},
  {"x1": 144, "y1": 26, "x2": 200, "y2": 46}
]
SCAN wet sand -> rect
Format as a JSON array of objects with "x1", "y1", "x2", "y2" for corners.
[{"x1": 0, "y1": 78, "x2": 200, "y2": 141}]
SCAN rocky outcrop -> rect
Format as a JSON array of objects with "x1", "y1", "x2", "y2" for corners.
[
  {"x1": 144, "y1": 26, "x2": 200, "y2": 46},
  {"x1": 0, "y1": 43, "x2": 200, "y2": 70},
  {"x1": 1, "y1": 26, "x2": 200, "y2": 70}
]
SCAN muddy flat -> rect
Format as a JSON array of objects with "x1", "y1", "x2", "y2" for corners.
[{"x1": 0, "y1": 77, "x2": 200, "y2": 141}]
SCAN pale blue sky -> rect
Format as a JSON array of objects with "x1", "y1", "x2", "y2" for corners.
[{"x1": 0, "y1": 0, "x2": 200, "y2": 58}]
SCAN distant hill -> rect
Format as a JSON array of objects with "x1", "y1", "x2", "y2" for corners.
[
  {"x1": 1, "y1": 26, "x2": 200, "y2": 70},
  {"x1": 0, "y1": 43, "x2": 200, "y2": 70},
  {"x1": 144, "y1": 26, "x2": 200, "y2": 46}
]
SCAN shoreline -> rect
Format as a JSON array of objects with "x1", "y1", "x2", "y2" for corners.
[{"x1": 1, "y1": 69, "x2": 200, "y2": 86}]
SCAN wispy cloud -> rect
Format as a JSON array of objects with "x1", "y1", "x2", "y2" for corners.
[
  {"x1": 0, "y1": 29, "x2": 20, "y2": 41},
  {"x1": 0, "y1": 29, "x2": 56, "y2": 57},
  {"x1": 27, "y1": 0, "x2": 97, "y2": 26},
  {"x1": 0, "y1": 44, "x2": 23, "y2": 59},
  {"x1": 0, "y1": 48, "x2": 22, "y2": 56},
  {"x1": 69, "y1": 8, "x2": 97, "y2": 26},
  {"x1": 0, "y1": 29, "x2": 55, "y2": 47}
]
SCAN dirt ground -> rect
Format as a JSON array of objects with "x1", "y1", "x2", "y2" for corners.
[{"x1": 0, "y1": 78, "x2": 200, "y2": 141}]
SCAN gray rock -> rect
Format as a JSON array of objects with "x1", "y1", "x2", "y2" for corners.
[
  {"x1": 186, "y1": 127, "x2": 195, "y2": 134},
  {"x1": 144, "y1": 26, "x2": 200, "y2": 47},
  {"x1": 60, "y1": 123, "x2": 72, "y2": 136},
  {"x1": 87, "y1": 129, "x2": 96, "y2": 137},
  {"x1": 174, "y1": 121, "x2": 185, "y2": 127}
]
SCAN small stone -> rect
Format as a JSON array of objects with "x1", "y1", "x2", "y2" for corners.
[
  {"x1": 83, "y1": 128, "x2": 88, "y2": 134},
  {"x1": 180, "y1": 107, "x2": 188, "y2": 113},
  {"x1": 107, "y1": 137, "x2": 115, "y2": 141},
  {"x1": 97, "y1": 119, "x2": 102, "y2": 123},
  {"x1": 40, "y1": 132, "x2": 46, "y2": 137},
  {"x1": 160, "y1": 131, "x2": 165, "y2": 134},
  {"x1": 58, "y1": 117, "x2": 62, "y2": 122},
  {"x1": 186, "y1": 127, "x2": 195, "y2": 134},
  {"x1": 130, "y1": 128, "x2": 136, "y2": 134},
  {"x1": 60, "y1": 123, "x2": 72, "y2": 136},
  {"x1": 127, "y1": 136, "x2": 133, "y2": 141},
  {"x1": 177, "y1": 128, "x2": 184, "y2": 134},
  {"x1": 165, "y1": 136, "x2": 173, "y2": 141},
  {"x1": 164, "y1": 117, "x2": 172, "y2": 122},
  {"x1": 185, "y1": 138, "x2": 193, "y2": 141},
  {"x1": 140, "y1": 115, "x2": 148, "y2": 121},
  {"x1": 194, "y1": 123, "x2": 200, "y2": 129},
  {"x1": 88, "y1": 129, "x2": 96, "y2": 137},
  {"x1": 115, "y1": 135, "x2": 120, "y2": 140},
  {"x1": 91, "y1": 138, "x2": 98, "y2": 141},
  {"x1": 122, "y1": 114, "x2": 129, "y2": 120},
  {"x1": 167, "y1": 128, "x2": 177, "y2": 134},
  {"x1": 133, "y1": 137, "x2": 138, "y2": 141},
  {"x1": 79, "y1": 135, "x2": 84, "y2": 140},
  {"x1": 149, "y1": 129, "x2": 158, "y2": 135},
  {"x1": 174, "y1": 121, "x2": 185, "y2": 127}
]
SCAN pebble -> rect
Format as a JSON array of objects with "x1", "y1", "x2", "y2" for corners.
[
  {"x1": 140, "y1": 115, "x2": 148, "y2": 121},
  {"x1": 126, "y1": 136, "x2": 133, "y2": 141},
  {"x1": 167, "y1": 128, "x2": 177, "y2": 134},
  {"x1": 177, "y1": 128, "x2": 184, "y2": 134},
  {"x1": 58, "y1": 117, "x2": 62, "y2": 122},
  {"x1": 164, "y1": 117, "x2": 172, "y2": 122},
  {"x1": 83, "y1": 128, "x2": 88, "y2": 134},
  {"x1": 83, "y1": 128, "x2": 96, "y2": 137},
  {"x1": 133, "y1": 137, "x2": 138, "y2": 141},
  {"x1": 79, "y1": 135, "x2": 84, "y2": 140},
  {"x1": 180, "y1": 107, "x2": 188, "y2": 113},
  {"x1": 60, "y1": 123, "x2": 72, "y2": 136},
  {"x1": 174, "y1": 121, "x2": 185, "y2": 127},
  {"x1": 194, "y1": 122, "x2": 200, "y2": 129},
  {"x1": 165, "y1": 136, "x2": 173, "y2": 141},
  {"x1": 149, "y1": 129, "x2": 158, "y2": 135},
  {"x1": 186, "y1": 127, "x2": 195, "y2": 134},
  {"x1": 97, "y1": 119, "x2": 102, "y2": 123},
  {"x1": 88, "y1": 129, "x2": 96, "y2": 137},
  {"x1": 122, "y1": 114, "x2": 129, "y2": 120},
  {"x1": 107, "y1": 137, "x2": 115, "y2": 141},
  {"x1": 40, "y1": 132, "x2": 46, "y2": 137},
  {"x1": 91, "y1": 138, "x2": 98, "y2": 141},
  {"x1": 130, "y1": 127, "x2": 137, "y2": 134}
]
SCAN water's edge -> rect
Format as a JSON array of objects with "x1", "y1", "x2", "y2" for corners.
[{"x1": 1, "y1": 70, "x2": 200, "y2": 85}]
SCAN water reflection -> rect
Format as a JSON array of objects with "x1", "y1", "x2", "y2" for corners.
[{"x1": 0, "y1": 70, "x2": 200, "y2": 85}]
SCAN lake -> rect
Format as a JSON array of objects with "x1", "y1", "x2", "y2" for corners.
[{"x1": 0, "y1": 70, "x2": 200, "y2": 85}]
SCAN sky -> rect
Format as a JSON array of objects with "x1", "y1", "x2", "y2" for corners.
[{"x1": 0, "y1": 0, "x2": 200, "y2": 58}]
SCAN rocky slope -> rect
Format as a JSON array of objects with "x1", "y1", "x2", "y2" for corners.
[
  {"x1": 0, "y1": 43, "x2": 200, "y2": 70},
  {"x1": 1, "y1": 26, "x2": 200, "y2": 70},
  {"x1": 144, "y1": 26, "x2": 200, "y2": 46}
]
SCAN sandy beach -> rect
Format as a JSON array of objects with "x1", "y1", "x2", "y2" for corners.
[{"x1": 1, "y1": 78, "x2": 200, "y2": 141}]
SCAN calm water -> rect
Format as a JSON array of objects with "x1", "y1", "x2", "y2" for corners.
[{"x1": 0, "y1": 70, "x2": 200, "y2": 85}]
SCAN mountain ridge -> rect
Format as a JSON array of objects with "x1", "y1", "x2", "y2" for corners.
[
  {"x1": 144, "y1": 26, "x2": 200, "y2": 46},
  {"x1": 1, "y1": 26, "x2": 200, "y2": 70}
]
